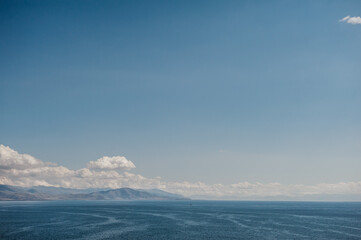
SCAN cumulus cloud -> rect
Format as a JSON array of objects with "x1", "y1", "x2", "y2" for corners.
[
  {"x1": 339, "y1": 16, "x2": 361, "y2": 24},
  {"x1": 0, "y1": 144, "x2": 51, "y2": 169},
  {"x1": 87, "y1": 156, "x2": 135, "y2": 170},
  {"x1": 0, "y1": 144, "x2": 361, "y2": 199}
]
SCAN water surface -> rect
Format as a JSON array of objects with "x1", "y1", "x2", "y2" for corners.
[{"x1": 0, "y1": 201, "x2": 360, "y2": 239}]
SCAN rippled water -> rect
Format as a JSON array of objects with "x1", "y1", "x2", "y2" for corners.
[{"x1": 0, "y1": 201, "x2": 360, "y2": 239}]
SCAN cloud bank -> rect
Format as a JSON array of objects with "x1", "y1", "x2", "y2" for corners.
[
  {"x1": 1, "y1": 144, "x2": 360, "y2": 199},
  {"x1": 339, "y1": 16, "x2": 361, "y2": 24}
]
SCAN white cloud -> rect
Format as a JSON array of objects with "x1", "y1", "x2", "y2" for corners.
[
  {"x1": 0, "y1": 144, "x2": 361, "y2": 199},
  {"x1": 87, "y1": 156, "x2": 136, "y2": 170},
  {"x1": 340, "y1": 16, "x2": 350, "y2": 22},
  {"x1": 0, "y1": 144, "x2": 51, "y2": 169},
  {"x1": 339, "y1": 16, "x2": 361, "y2": 24}
]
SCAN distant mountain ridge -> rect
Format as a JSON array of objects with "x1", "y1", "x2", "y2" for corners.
[{"x1": 0, "y1": 185, "x2": 189, "y2": 201}]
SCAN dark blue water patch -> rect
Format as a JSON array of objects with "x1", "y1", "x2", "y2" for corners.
[{"x1": 0, "y1": 201, "x2": 360, "y2": 240}]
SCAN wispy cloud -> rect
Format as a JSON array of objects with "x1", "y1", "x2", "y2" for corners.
[
  {"x1": 1, "y1": 144, "x2": 361, "y2": 199},
  {"x1": 339, "y1": 16, "x2": 361, "y2": 24}
]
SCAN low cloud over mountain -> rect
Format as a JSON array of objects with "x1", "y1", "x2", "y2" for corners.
[{"x1": 0, "y1": 144, "x2": 360, "y2": 200}]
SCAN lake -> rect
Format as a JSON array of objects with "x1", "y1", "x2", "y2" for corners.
[{"x1": 0, "y1": 201, "x2": 360, "y2": 239}]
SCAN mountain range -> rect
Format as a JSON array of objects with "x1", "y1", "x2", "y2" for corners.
[{"x1": 0, "y1": 184, "x2": 188, "y2": 201}]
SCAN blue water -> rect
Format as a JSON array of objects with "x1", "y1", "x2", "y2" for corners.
[{"x1": 0, "y1": 201, "x2": 360, "y2": 239}]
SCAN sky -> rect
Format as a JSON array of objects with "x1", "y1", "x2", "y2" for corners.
[{"x1": 0, "y1": 0, "x2": 361, "y2": 199}]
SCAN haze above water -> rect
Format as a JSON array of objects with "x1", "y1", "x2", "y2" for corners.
[{"x1": 1, "y1": 201, "x2": 360, "y2": 240}]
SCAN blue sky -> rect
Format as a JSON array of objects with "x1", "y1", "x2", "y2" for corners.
[{"x1": 1, "y1": 0, "x2": 360, "y2": 188}]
